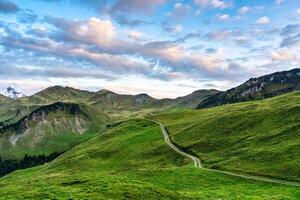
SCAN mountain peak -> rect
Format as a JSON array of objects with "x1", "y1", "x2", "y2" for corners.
[
  {"x1": 3, "y1": 86, "x2": 25, "y2": 99},
  {"x1": 97, "y1": 89, "x2": 116, "y2": 95}
]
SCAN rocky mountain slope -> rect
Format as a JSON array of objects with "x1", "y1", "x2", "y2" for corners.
[
  {"x1": 198, "y1": 68, "x2": 300, "y2": 108},
  {"x1": 0, "y1": 102, "x2": 105, "y2": 159}
]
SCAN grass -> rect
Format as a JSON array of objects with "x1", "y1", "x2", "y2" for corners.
[
  {"x1": 150, "y1": 91, "x2": 300, "y2": 182},
  {"x1": 0, "y1": 105, "x2": 107, "y2": 159},
  {"x1": 0, "y1": 119, "x2": 299, "y2": 199}
]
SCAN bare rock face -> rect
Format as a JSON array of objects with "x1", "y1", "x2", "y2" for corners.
[{"x1": 198, "y1": 68, "x2": 300, "y2": 108}]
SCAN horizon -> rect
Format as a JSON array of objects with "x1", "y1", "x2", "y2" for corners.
[
  {"x1": 0, "y1": 0, "x2": 300, "y2": 98},
  {"x1": 1, "y1": 67, "x2": 299, "y2": 99},
  {"x1": 0, "y1": 84, "x2": 220, "y2": 100}
]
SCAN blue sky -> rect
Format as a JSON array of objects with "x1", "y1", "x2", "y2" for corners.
[{"x1": 0, "y1": 0, "x2": 300, "y2": 98}]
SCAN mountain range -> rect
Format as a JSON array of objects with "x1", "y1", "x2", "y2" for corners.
[
  {"x1": 198, "y1": 68, "x2": 300, "y2": 108},
  {"x1": 0, "y1": 68, "x2": 300, "y2": 199}
]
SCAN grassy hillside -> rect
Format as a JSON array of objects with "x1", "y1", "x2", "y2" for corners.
[
  {"x1": 199, "y1": 68, "x2": 300, "y2": 108},
  {"x1": 0, "y1": 102, "x2": 108, "y2": 159},
  {"x1": 159, "y1": 89, "x2": 220, "y2": 109},
  {"x1": 0, "y1": 94, "x2": 9, "y2": 101},
  {"x1": 0, "y1": 119, "x2": 299, "y2": 199},
  {"x1": 26, "y1": 86, "x2": 94, "y2": 104},
  {"x1": 151, "y1": 91, "x2": 300, "y2": 182}
]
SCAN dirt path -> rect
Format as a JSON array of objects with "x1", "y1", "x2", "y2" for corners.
[{"x1": 149, "y1": 119, "x2": 300, "y2": 187}]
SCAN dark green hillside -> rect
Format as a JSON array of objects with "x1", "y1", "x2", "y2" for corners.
[
  {"x1": 90, "y1": 89, "x2": 157, "y2": 111},
  {"x1": 24, "y1": 86, "x2": 94, "y2": 104},
  {"x1": 169, "y1": 89, "x2": 220, "y2": 108},
  {"x1": 152, "y1": 91, "x2": 300, "y2": 182},
  {"x1": 0, "y1": 102, "x2": 107, "y2": 159},
  {"x1": 0, "y1": 94, "x2": 9, "y2": 101},
  {"x1": 199, "y1": 68, "x2": 300, "y2": 108},
  {"x1": 0, "y1": 119, "x2": 299, "y2": 199}
]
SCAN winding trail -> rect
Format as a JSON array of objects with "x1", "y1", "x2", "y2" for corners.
[{"x1": 148, "y1": 119, "x2": 300, "y2": 187}]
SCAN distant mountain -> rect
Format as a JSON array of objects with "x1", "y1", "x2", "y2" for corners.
[
  {"x1": 3, "y1": 86, "x2": 219, "y2": 112},
  {"x1": 90, "y1": 89, "x2": 220, "y2": 110},
  {"x1": 198, "y1": 68, "x2": 300, "y2": 108},
  {"x1": 170, "y1": 89, "x2": 221, "y2": 108},
  {"x1": 89, "y1": 89, "x2": 157, "y2": 110},
  {"x1": 0, "y1": 93, "x2": 10, "y2": 101},
  {"x1": 29, "y1": 86, "x2": 94, "y2": 103},
  {"x1": 3, "y1": 86, "x2": 25, "y2": 99}
]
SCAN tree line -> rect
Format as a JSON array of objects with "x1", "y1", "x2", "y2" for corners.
[{"x1": 0, "y1": 152, "x2": 63, "y2": 177}]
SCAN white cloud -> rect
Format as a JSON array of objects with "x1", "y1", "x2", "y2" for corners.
[
  {"x1": 256, "y1": 16, "x2": 270, "y2": 25},
  {"x1": 173, "y1": 24, "x2": 183, "y2": 33},
  {"x1": 46, "y1": 16, "x2": 117, "y2": 46},
  {"x1": 297, "y1": 8, "x2": 300, "y2": 14},
  {"x1": 172, "y1": 3, "x2": 191, "y2": 17},
  {"x1": 218, "y1": 14, "x2": 230, "y2": 21},
  {"x1": 238, "y1": 6, "x2": 250, "y2": 14},
  {"x1": 128, "y1": 30, "x2": 143, "y2": 40},
  {"x1": 194, "y1": 0, "x2": 231, "y2": 9},
  {"x1": 111, "y1": 0, "x2": 166, "y2": 14},
  {"x1": 271, "y1": 50, "x2": 298, "y2": 62}
]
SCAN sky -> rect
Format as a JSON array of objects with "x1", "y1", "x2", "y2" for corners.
[{"x1": 0, "y1": 0, "x2": 300, "y2": 98}]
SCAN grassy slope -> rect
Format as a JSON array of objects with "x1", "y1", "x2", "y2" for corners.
[
  {"x1": 0, "y1": 119, "x2": 299, "y2": 199},
  {"x1": 151, "y1": 91, "x2": 300, "y2": 182},
  {"x1": 0, "y1": 103, "x2": 108, "y2": 159}
]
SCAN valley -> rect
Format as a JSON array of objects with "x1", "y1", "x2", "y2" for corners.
[{"x1": 0, "y1": 68, "x2": 300, "y2": 199}]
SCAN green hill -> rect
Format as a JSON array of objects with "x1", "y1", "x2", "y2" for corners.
[
  {"x1": 198, "y1": 68, "x2": 300, "y2": 108},
  {"x1": 0, "y1": 94, "x2": 10, "y2": 101},
  {"x1": 158, "y1": 89, "x2": 221, "y2": 108},
  {"x1": 0, "y1": 102, "x2": 108, "y2": 159},
  {"x1": 89, "y1": 89, "x2": 157, "y2": 111},
  {"x1": 27, "y1": 86, "x2": 94, "y2": 104},
  {"x1": 0, "y1": 119, "x2": 299, "y2": 199},
  {"x1": 152, "y1": 91, "x2": 300, "y2": 182},
  {"x1": 0, "y1": 86, "x2": 219, "y2": 160}
]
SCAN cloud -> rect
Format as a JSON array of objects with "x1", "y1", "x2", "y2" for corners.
[
  {"x1": 218, "y1": 14, "x2": 230, "y2": 21},
  {"x1": 127, "y1": 30, "x2": 143, "y2": 41},
  {"x1": 238, "y1": 6, "x2": 250, "y2": 15},
  {"x1": 275, "y1": 0, "x2": 284, "y2": 5},
  {"x1": 0, "y1": 13, "x2": 265, "y2": 85},
  {"x1": 205, "y1": 30, "x2": 232, "y2": 41},
  {"x1": 256, "y1": 16, "x2": 270, "y2": 25},
  {"x1": 167, "y1": 3, "x2": 191, "y2": 18},
  {"x1": 114, "y1": 15, "x2": 150, "y2": 27},
  {"x1": 162, "y1": 23, "x2": 183, "y2": 33},
  {"x1": 194, "y1": 0, "x2": 231, "y2": 9},
  {"x1": 17, "y1": 10, "x2": 38, "y2": 23},
  {"x1": 280, "y1": 24, "x2": 300, "y2": 36},
  {"x1": 110, "y1": 0, "x2": 166, "y2": 15},
  {"x1": 0, "y1": 0, "x2": 19, "y2": 13},
  {"x1": 0, "y1": 64, "x2": 116, "y2": 80},
  {"x1": 297, "y1": 8, "x2": 300, "y2": 14},
  {"x1": 280, "y1": 24, "x2": 300, "y2": 47},
  {"x1": 271, "y1": 50, "x2": 298, "y2": 62},
  {"x1": 280, "y1": 33, "x2": 300, "y2": 47},
  {"x1": 46, "y1": 16, "x2": 116, "y2": 46}
]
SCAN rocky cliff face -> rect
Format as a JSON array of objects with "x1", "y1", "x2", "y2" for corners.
[
  {"x1": 198, "y1": 68, "x2": 300, "y2": 108},
  {"x1": 0, "y1": 102, "x2": 87, "y2": 135}
]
